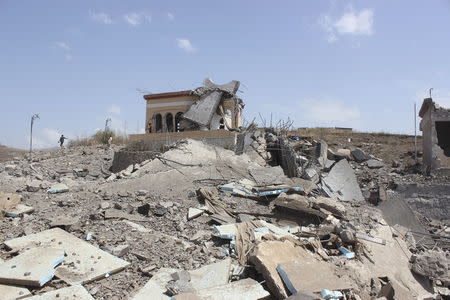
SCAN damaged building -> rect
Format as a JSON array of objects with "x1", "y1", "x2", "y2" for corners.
[
  {"x1": 419, "y1": 97, "x2": 450, "y2": 174},
  {"x1": 143, "y1": 79, "x2": 244, "y2": 133}
]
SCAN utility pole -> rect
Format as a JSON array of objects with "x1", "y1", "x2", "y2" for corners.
[
  {"x1": 429, "y1": 87, "x2": 433, "y2": 99},
  {"x1": 29, "y1": 114, "x2": 40, "y2": 161},
  {"x1": 105, "y1": 117, "x2": 111, "y2": 132},
  {"x1": 414, "y1": 102, "x2": 417, "y2": 163}
]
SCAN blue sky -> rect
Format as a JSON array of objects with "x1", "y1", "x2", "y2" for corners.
[{"x1": 1, "y1": 0, "x2": 450, "y2": 149}]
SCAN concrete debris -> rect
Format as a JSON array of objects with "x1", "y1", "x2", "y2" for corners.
[
  {"x1": 250, "y1": 240, "x2": 312, "y2": 299},
  {"x1": 172, "y1": 278, "x2": 270, "y2": 300},
  {"x1": 5, "y1": 203, "x2": 34, "y2": 217},
  {"x1": 351, "y1": 148, "x2": 371, "y2": 162},
  {"x1": 277, "y1": 259, "x2": 352, "y2": 295},
  {"x1": 187, "y1": 207, "x2": 205, "y2": 220},
  {"x1": 47, "y1": 183, "x2": 69, "y2": 194},
  {"x1": 0, "y1": 125, "x2": 444, "y2": 300},
  {"x1": 410, "y1": 250, "x2": 450, "y2": 284},
  {"x1": 4, "y1": 228, "x2": 130, "y2": 285},
  {"x1": 321, "y1": 159, "x2": 364, "y2": 202},
  {"x1": 132, "y1": 268, "x2": 179, "y2": 300},
  {"x1": 0, "y1": 247, "x2": 65, "y2": 287},
  {"x1": 24, "y1": 285, "x2": 95, "y2": 300},
  {"x1": 0, "y1": 283, "x2": 31, "y2": 299},
  {"x1": 0, "y1": 192, "x2": 21, "y2": 217},
  {"x1": 367, "y1": 159, "x2": 385, "y2": 169}
]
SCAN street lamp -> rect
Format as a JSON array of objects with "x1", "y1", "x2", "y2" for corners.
[{"x1": 29, "y1": 114, "x2": 39, "y2": 160}]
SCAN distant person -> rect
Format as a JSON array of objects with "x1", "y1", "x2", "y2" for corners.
[
  {"x1": 108, "y1": 136, "x2": 113, "y2": 149},
  {"x1": 59, "y1": 135, "x2": 68, "y2": 148}
]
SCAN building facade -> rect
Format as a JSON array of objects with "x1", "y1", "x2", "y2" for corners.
[
  {"x1": 143, "y1": 90, "x2": 242, "y2": 134},
  {"x1": 419, "y1": 98, "x2": 450, "y2": 173}
]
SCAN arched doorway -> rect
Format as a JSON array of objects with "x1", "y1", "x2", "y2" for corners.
[
  {"x1": 165, "y1": 113, "x2": 174, "y2": 132},
  {"x1": 175, "y1": 112, "x2": 184, "y2": 132},
  {"x1": 154, "y1": 113, "x2": 162, "y2": 133}
]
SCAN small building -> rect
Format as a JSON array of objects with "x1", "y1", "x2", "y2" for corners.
[
  {"x1": 419, "y1": 98, "x2": 450, "y2": 173},
  {"x1": 143, "y1": 85, "x2": 243, "y2": 134}
]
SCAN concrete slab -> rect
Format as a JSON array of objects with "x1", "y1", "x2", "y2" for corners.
[
  {"x1": 187, "y1": 208, "x2": 204, "y2": 220},
  {"x1": 202, "y1": 78, "x2": 240, "y2": 95},
  {"x1": 0, "y1": 248, "x2": 64, "y2": 287},
  {"x1": 321, "y1": 159, "x2": 364, "y2": 202},
  {"x1": 276, "y1": 260, "x2": 352, "y2": 294},
  {"x1": 189, "y1": 258, "x2": 231, "y2": 290},
  {"x1": 0, "y1": 192, "x2": 21, "y2": 216},
  {"x1": 24, "y1": 285, "x2": 94, "y2": 299},
  {"x1": 250, "y1": 241, "x2": 312, "y2": 299},
  {"x1": 0, "y1": 283, "x2": 31, "y2": 299},
  {"x1": 5, "y1": 204, "x2": 34, "y2": 217},
  {"x1": 4, "y1": 228, "x2": 130, "y2": 285},
  {"x1": 131, "y1": 268, "x2": 179, "y2": 300},
  {"x1": 173, "y1": 278, "x2": 270, "y2": 300},
  {"x1": 183, "y1": 91, "x2": 223, "y2": 127},
  {"x1": 0, "y1": 256, "x2": 32, "y2": 300},
  {"x1": 248, "y1": 166, "x2": 285, "y2": 186}
]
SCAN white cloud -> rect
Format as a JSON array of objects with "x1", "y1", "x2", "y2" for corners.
[
  {"x1": 176, "y1": 38, "x2": 196, "y2": 52},
  {"x1": 108, "y1": 104, "x2": 121, "y2": 115},
  {"x1": 167, "y1": 12, "x2": 175, "y2": 21},
  {"x1": 123, "y1": 12, "x2": 152, "y2": 26},
  {"x1": 319, "y1": 8, "x2": 374, "y2": 42},
  {"x1": 89, "y1": 11, "x2": 113, "y2": 24},
  {"x1": 335, "y1": 9, "x2": 374, "y2": 35},
  {"x1": 55, "y1": 42, "x2": 70, "y2": 51},
  {"x1": 299, "y1": 99, "x2": 361, "y2": 125}
]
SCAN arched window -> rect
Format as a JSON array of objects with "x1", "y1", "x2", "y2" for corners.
[
  {"x1": 165, "y1": 113, "x2": 174, "y2": 132},
  {"x1": 154, "y1": 113, "x2": 162, "y2": 133},
  {"x1": 175, "y1": 112, "x2": 184, "y2": 132}
]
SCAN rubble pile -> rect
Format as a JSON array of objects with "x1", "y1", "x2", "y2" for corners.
[{"x1": 0, "y1": 130, "x2": 449, "y2": 299}]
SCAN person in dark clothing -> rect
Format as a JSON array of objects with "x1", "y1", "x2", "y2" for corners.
[{"x1": 59, "y1": 135, "x2": 68, "y2": 148}]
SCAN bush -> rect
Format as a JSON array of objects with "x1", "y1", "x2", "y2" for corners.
[{"x1": 68, "y1": 130, "x2": 127, "y2": 147}]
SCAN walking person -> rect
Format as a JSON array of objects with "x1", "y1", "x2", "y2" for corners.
[{"x1": 59, "y1": 135, "x2": 68, "y2": 148}]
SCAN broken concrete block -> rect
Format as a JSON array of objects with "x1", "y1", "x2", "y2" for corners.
[
  {"x1": 183, "y1": 91, "x2": 223, "y2": 127},
  {"x1": 367, "y1": 159, "x2": 385, "y2": 169},
  {"x1": 312, "y1": 197, "x2": 346, "y2": 218},
  {"x1": 26, "y1": 181, "x2": 41, "y2": 192},
  {"x1": 321, "y1": 159, "x2": 364, "y2": 202},
  {"x1": 0, "y1": 248, "x2": 64, "y2": 287},
  {"x1": 189, "y1": 258, "x2": 231, "y2": 291},
  {"x1": 276, "y1": 260, "x2": 352, "y2": 294},
  {"x1": 250, "y1": 240, "x2": 312, "y2": 299},
  {"x1": 0, "y1": 283, "x2": 31, "y2": 299},
  {"x1": 303, "y1": 168, "x2": 319, "y2": 184},
  {"x1": 50, "y1": 216, "x2": 80, "y2": 228},
  {"x1": 24, "y1": 285, "x2": 95, "y2": 299},
  {"x1": 47, "y1": 183, "x2": 69, "y2": 194},
  {"x1": 173, "y1": 278, "x2": 270, "y2": 300},
  {"x1": 4, "y1": 228, "x2": 130, "y2": 285},
  {"x1": 5, "y1": 164, "x2": 17, "y2": 172},
  {"x1": 335, "y1": 148, "x2": 351, "y2": 160},
  {"x1": 410, "y1": 250, "x2": 450, "y2": 284},
  {"x1": 187, "y1": 208, "x2": 204, "y2": 220},
  {"x1": 351, "y1": 148, "x2": 371, "y2": 162},
  {"x1": 110, "y1": 244, "x2": 130, "y2": 257},
  {"x1": 131, "y1": 268, "x2": 179, "y2": 300},
  {"x1": 0, "y1": 192, "x2": 21, "y2": 217},
  {"x1": 5, "y1": 204, "x2": 34, "y2": 217}
]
